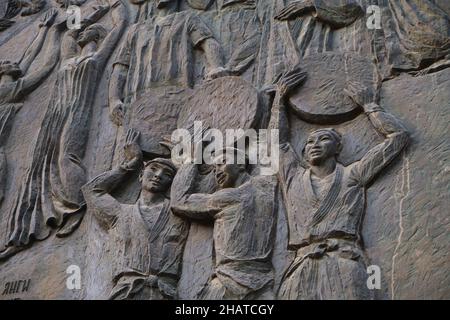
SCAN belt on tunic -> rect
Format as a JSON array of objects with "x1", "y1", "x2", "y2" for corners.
[
  {"x1": 110, "y1": 270, "x2": 177, "y2": 299},
  {"x1": 280, "y1": 238, "x2": 363, "y2": 286}
]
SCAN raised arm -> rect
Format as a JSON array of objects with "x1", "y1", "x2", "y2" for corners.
[
  {"x1": 82, "y1": 129, "x2": 143, "y2": 229},
  {"x1": 346, "y1": 83, "x2": 410, "y2": 186},
  {"x1": 19, "y1": 8, "x2": 58, "y2": 73},
  {"x1": 268, "y1": 67, "x2": 307, "y2": 181},
  {"x1": 275, "y1": 0, "x2": 364, "y2": 28},
  {"x1": 81, "y1": 167, "x2": 127, "y2": 229},
  {"x1": 184, "y1": 14, "x2": 231, "y2": 81},
  {"x1": 170, "y1": 164, "x2": 221, "y2": 222},
  {"x1": 268, "y1": 83, "x2": 289, "y2": 145},
  {"x1": 108, "y1": 64, "x2": 127, "y2": 126},
  {"x1": 18, "y1": 24, "x2": 64, "y2": 98},
  {"x1": 201, "y1": 38, "x2": 229, "y2": 80},
  {"x1": 81, "y1": 0, "x2": 110, "y2": 26},
  {"x1": 269, "y1": 67, "x2": 308, "y2": 141},
  {"x1": 95, "y1": 0, "x2": 128, "y2": 67},
  {"x1": 108, "y1": 16, "x2": 131, "y2": 127}
]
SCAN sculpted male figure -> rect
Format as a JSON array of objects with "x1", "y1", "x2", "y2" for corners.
[
  {"x1": 109, "y1": 0, "x2": 229, "y2": 127},
  {"x1": 0, "y1": 9, "x2": 61, "y2": 209},
  {"x1": 82, "y1": 130, "x2": 189, "y2": 299},
  {"x1": 3, "y1": 1, "x2": 128, "y2": 261},
  {"x1": 275, "y1": 0, "x2": 366, "y2": 57},
  {"x1": 275, "y1": 0, "x2": 450, "y2": 75},
  {"x1": 171, "y1": 148, "x2": 276, "y2": 299},
  {"x1": 265, "y1": 0, "x2": 366, "y2": 83},
  {"x1": 215, "y1": 0, "x2": 262, "y2": 80},
  {"x1": 268, "y1": 68, "x2": 410, "y2": 299},
  {"x1": 0, "y1": 0, "x2": 47, "y2": 32}
]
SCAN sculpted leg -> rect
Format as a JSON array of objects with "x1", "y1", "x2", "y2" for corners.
[{"x1": 53, "y1": 114, "x2": 89, "y2": 237}]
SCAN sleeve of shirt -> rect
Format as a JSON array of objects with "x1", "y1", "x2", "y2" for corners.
[
  {"x1": 81, "y1": 170, "x2": 125, "y2": 230},
  {"x1": 187, "y1": 14, "x2": 214, "y2": 48},
  {"x1": 348, "y1": 131, "x2": 409, "y2": 187},
  {"x1": 113, "y1": 27, "x2": 133, "y2": 68},
  {"x1": 279, "y1": 143, "x2": 302, "y2": 190}
]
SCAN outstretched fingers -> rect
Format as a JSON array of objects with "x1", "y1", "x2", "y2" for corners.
[
  {"x1": 275, "y1": 3, "x2": 299, "y2": 21},
  {"x1": 279, "y1": 67, "x2": 307, "y2": 93},
  {"x1": 125, "y1": 128, "x2": 140, "y2": 145}
]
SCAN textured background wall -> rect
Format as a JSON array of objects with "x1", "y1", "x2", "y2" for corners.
[{"x1": 0, "y1": 0, "x2": 448, "y2": 299}]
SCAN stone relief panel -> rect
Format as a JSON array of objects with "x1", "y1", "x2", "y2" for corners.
[
  {"x1": 0, "y1": 0, "x2": 448, "y2": 300},
  {"x1": 1, "y1": 1, "x2": 47, "y2": 33},
  {"x1": 1, "y1": 0, "x2": 128, "y2": 261}
]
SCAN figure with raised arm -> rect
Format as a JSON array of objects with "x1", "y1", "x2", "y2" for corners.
[
  {"x1": 0, "y1": 8, "x2": 60, "y2": 207},
  {"x1": 82, "y1": 129, "x2": 189, "y2": 300},
  {"x1": 2, "y1": 1, "x2": 129, "y2": 261},
  {"x1": 108, "y1": 0, "x2": 229, "y2": 127},
  {"x1": 171, "y1": 147, "x2": 277, "y2": 300},
  {"x1": 268, "y1": 67, "x2": 409, "y2": 299}
]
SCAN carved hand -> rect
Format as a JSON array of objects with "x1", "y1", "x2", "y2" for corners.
[
  {"x1": 110, "y1": 100, "x2": 125, "y2": 127},
  {"x1": 159, "y1": 135, "x2": 175, "y2": 152},
  {"x1": 344, "y1": 81, "x2": 378, "y2": 110},
  {"x1": 122, "y1": 129, "x2": 143, "y2": 171},
  {"x1": 277, "y1": 66, "x2": 308, "y2": 99},
  {"x1": 275, "y1": 0, "x2": 315, "y2": 21},
  {"x1": 39, "y1": 8, "x2": 58, "y2": 28}
]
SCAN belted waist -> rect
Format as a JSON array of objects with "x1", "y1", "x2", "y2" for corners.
[
  {"x1": 280, "y1": 238, "x2": 363, "y2": 286},
  {"x1": 295, "y1": 238, "x2": 361, "y2": 260}
]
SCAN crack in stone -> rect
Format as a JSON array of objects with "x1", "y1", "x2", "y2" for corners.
[{"x1": 391, "y1": 153, "x2": 410, "y2": 300}]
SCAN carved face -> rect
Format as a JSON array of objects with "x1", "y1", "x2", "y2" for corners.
[
  {"x1": 214, "y1": 162, "x2": 243, "y2": 189},
  {"x1": 304, "y1": 130, "x2": 341, "y2": 165},
  {"x1": 141, "y1": 162, "x2": 175, "y2": 193}
]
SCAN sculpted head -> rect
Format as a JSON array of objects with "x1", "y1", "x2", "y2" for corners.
[
  {"x1": 140, "y1": 158, "x2": 177, "y2": 193},
  {"x1": 213, "y1": 147, "x2": 249, "y2": 189},
  {"x1": 77, "y1": 24, "x2": 108, "y2": 48},
  {"x1": 304, "y1": 128, "x2": 343, "y2": 166},
  {"x1": 0, "y1": 60, "x2": 22, "y2": 82}
]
